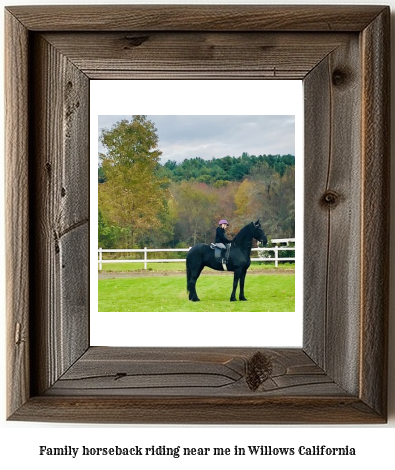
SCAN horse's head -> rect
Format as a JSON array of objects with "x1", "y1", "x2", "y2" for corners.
[{"x1": 252, "y1": 220, "x2": 267, "y2": 246}]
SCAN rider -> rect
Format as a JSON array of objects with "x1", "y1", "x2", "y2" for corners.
[
  {"x1": 215, "y1": 219, "x2": 232, "y2": 265},
  {"x1": 215, "y1": 219, "x2": 232, "y2": 245}
]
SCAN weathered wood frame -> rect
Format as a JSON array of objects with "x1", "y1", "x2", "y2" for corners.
[{"x1": 5, "y1": 5, "x2": 389, "y2": 424}]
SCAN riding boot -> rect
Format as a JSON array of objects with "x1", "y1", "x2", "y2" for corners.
[{"x1": 221, "y1": 249, "x2": 228, "y2": 270}]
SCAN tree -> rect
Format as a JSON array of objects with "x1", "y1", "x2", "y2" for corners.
[
  {"x1": 248, "y1": 162, "x2": 295, "y2": 238},
  {"x1": 171, "y1": 181, "x2": 219, "y2": 245},
  {"x1": 234, "y1": 179, "x2": 254, "y2": 217},
  {"x1": 98, "y1": 116, "x2": 169, "y2": 247},
  {"x1": 98, "y1": 166, "x2": 106, "y2": 183},
  {"x1": 98, "y1": 209, "x2": 127, "y2": 248}
]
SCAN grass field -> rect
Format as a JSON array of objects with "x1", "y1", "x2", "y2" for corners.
[{"x1": 98, "y1": 272, "x2": 295, "y2": 312}]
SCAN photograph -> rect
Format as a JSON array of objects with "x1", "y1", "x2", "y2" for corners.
[{"x1": 97, "y1": 114, "x2": 296, "y2": 313}]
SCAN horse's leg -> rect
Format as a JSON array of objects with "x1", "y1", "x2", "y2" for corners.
[
  {"x1": 189, "y1": 265, "x2": 203, "y2": 301},
  {"x1": 230, "y1": 268, "x2": 242, "y2": 301},
  {"x1": 188, "y1": 272, "x2": 199, "y2": 301},
  {"x1": 188, "y1": 278, "x2": 195, "y2": 301},
  {"x1": 239, "y1": 268, "x2": 248, "y2": 301}
]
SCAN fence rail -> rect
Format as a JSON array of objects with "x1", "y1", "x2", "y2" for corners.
[{"x1": 98, "y1": 239, "x2": 295, "y2": 270}]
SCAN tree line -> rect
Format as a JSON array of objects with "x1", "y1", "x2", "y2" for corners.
[
  {"x1": 157, "y1": 152, "x2": 294, "y2": 185},
  {"x1": 98, "y1": 116, "x2": 295, "y2": 249}
]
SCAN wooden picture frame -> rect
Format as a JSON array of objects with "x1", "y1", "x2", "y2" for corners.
[{"x1": 5, "y1": 5, "x2": 389, "y2": 424}]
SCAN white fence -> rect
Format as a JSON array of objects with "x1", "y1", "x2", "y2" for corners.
[{"x1": 98, "y1": 239, "x2": 295, "y2": 270}]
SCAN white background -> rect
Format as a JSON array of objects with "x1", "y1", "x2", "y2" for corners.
[{"x1": 1, "y1": 1, "x2": 394, "y2": 469}]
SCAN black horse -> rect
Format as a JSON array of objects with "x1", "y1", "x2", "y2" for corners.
[{"x1": 186, "y1": 220, "x2": 267, "y2": 302}]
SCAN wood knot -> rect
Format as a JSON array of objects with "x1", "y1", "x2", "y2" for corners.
[
  {"x1": 123, "y1": 35, "x2": 149, "y2": 49},
  {"x1": 332, "y1": 68, "x2": 350, "y2": 88},
  {"x1": 53, "y1": 231, "x2": 60, "y2": 254},
  {"x1": 15, "y1": 322, "x2": 22, "y2": 345},
  {"x1": 114, "y1": 372, "x2": 127, "y2": 381},
  {"x1": 246, "y1": 351, "x2": 273, "y2": 391},
  {"x1": 320, "y1": 190, "x2": 340, "y2": 208}
]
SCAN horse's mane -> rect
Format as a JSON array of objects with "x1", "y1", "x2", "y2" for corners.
[{"x1": 233, "y1": 222, "x2": 254, "y2": 246}]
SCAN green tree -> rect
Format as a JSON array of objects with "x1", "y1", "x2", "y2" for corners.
[
  {"x1": 98, "y1": 166, "x2": 106, "y2": 183},
  {"x1": 98, "y1": 116, "x2": 168, "y2": 247},
  {"x1": 98, "y1": 209, "x2": 127, "y2": 248}
]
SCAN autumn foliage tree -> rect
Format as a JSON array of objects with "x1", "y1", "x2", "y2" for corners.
[
  {"x1": 99, "y1": 116, "x2": 169, "y2": 247},
  {"x1": 171, "y1": 181, "x2": 218, "y2": 245}
]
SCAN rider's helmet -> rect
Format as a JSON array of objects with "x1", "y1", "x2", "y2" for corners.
[{"x1": 218, "y1": 219, "x2": 229, "y2": 225}]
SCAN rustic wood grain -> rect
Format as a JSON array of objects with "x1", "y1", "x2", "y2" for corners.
[
  {"x1": 304, "y1": 35, "x2": 362, "y2": 395},
  {"x1": 29, "y1": 34, "x2": 90, "y2": 395},
  {"x1": 5, "y1": 10, "x2": 30, "y2": 418},
  {"x1": 42, "y1": 32, "x2": 351, "y2": 80},
  {"x1": 303, "y1": 55, "x2": 332, "y2": 370},
  {"x1": 46, "y1": 347, "x2": 344, "y2": 397},
  {"x1": 5, "y1": 5, "x2": 386, "y2": 32},
  {"x1": 360, "y1": 9, "x2": 390, "y2": 418},
  {"x1": 5, "y1": 5, "x2": 389, "y2": 424},
  {"x1": 10, "y1": 395, "x2": 384, "y2": 425}
]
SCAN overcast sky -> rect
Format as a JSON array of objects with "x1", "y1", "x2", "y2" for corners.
[{"x1": 98, "y1": 115, "x2": 295, "y2": 164}]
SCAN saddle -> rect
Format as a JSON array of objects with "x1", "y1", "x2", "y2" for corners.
[{"x1": 210, "y1": 243, "x2": 231, "y2": 271}]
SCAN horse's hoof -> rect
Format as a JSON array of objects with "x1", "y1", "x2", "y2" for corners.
[
  {"x1": 240, "y1": 297, "x2": 248, "y2": 301},
  {"x1": 192, "y1": 298, "x2": 200, "y2": 302},
  {"x1": 230, "y1": 298, "x2": 236, "y2": 302}
]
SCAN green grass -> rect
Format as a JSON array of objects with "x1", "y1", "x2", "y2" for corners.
[
  {"x1": 99, "y1": 261, "x2": 295, "y2": 272},
  {"x1": 98, "y1": 273, "x2": 295, "y2": 312}
]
